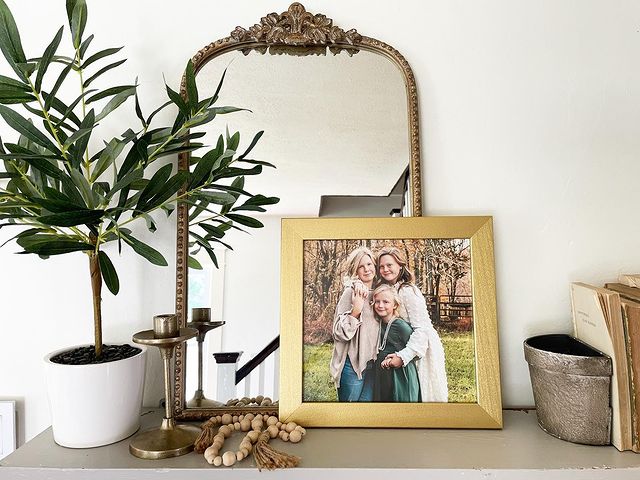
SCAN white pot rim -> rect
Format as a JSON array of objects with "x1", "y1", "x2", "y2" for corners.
[{"x1": 44, "y1": 343, "x2": 146, "y2": 367}]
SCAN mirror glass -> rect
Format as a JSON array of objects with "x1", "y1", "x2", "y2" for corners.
[{"x1": 183, "y1": 47, "x2": 414, "y2": 409}]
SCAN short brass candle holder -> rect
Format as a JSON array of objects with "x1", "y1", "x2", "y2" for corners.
[
  {"x1": 129, "y1": 314, "x2": 201, "y2": 459},
  {"x1": 186, "y1": 307, "x2": 225, "y2": 408}
]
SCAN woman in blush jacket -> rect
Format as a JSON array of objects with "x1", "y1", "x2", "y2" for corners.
[
  {"x1": 376, "y1": 247, "x2": 448, "y2": 402},
  {"x1": 329, "y1": 246, "x2": 380, "y2": 402}
]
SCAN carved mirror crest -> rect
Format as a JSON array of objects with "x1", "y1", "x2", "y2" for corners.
[{"x1": 174, "y1": 2, "x2": 423, "y2": 419}]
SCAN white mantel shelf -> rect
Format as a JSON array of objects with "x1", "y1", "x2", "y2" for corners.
[{"x1": 1, "y1": 409, "x2": 640, "y2": 479}]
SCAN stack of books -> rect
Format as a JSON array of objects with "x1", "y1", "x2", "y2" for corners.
[{"x1": 571, "y1": 275, "x2": 640, "y2": 452}]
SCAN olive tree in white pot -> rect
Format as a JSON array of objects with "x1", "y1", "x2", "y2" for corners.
[{"x1": 0, "y1": 0, "x2": 277, "y2": 447}]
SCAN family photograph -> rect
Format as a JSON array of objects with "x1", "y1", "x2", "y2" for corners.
[{"x1": 302, "y1": 239, "x2": 476, "y2": 403}]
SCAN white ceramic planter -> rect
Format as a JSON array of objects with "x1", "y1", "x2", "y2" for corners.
[{"x1": 44, "y1": 345, "x2": 146, "y2": 448}]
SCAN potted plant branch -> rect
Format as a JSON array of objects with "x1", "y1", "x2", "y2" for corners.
[{"x1": 0, "y1": 0, "x2": 278, "y2": 447}]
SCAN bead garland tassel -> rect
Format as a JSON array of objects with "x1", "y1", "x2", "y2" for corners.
[{"x1": 194, "y1": 412, "x2": 306, "y2": 470}]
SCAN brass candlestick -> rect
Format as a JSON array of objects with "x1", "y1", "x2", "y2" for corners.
[
  {"x1": 129, "y1": 314, "x2": 201, "y2": 459},
  {"x1": 186, "y1": 307, "x2": 225, "y2": 408}
]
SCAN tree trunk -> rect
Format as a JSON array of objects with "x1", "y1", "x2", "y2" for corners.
[{"x1": 89, "y1": 246, "x2": 103, "y2": 358}]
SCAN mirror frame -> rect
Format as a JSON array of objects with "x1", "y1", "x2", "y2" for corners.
[{"x1": 174, "y1": 2, "x2": 423, "y2": 420}]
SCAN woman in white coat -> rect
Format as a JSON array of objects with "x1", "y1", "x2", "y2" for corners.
[{"x1": 376, "y1": 247, "x2": 448, "y2": 402}]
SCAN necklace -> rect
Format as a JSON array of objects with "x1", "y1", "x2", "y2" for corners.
[{"x1": 378, "y1": 318, "x2": 396, "y2": 352}]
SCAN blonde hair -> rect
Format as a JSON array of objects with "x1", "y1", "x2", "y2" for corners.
[
  {"x1": 372, "y1": 284, "x2": 403, "y2": 319},
  {"x1": 343, "y1": 246, "x2": 375, "y2": 285},
  {"x1": 376, "y1": 246, "x2": 415, "y2": 287}
]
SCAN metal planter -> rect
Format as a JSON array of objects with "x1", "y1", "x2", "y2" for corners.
[{"x1": 524, "y1": 334, "x2": 612, "y2": 445}]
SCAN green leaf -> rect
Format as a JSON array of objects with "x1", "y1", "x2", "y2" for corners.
[
  {"x1": 226, "y1": 213, "x2": 263, "y2": 228},
  {"x1": 199, "y1": 223, "x2": 226, "y2": 239},
  {"x1": 237, "y1": 130, "x2": 263, "y2": 160},
  {"x1": 188, "y1": 148, "x2": 223, "y2": 189},
  {"x1": 45, "y1": 62, "x2": 73, "y2": 112},
  {"x1": 137, "y1": 170, "x2": 188, "y2": 212},
  {"x1": 83, "y1": 58, "x2": 126, "y2": 88},
  {"x1": 117, "y1": 135, "x2": 148, "y2": 180},
  {"x1": 160, "y1": 203, "x2": 175, "y2": 217},
  {"x1": 68, "y1": 168, "x2": 95, "y2": 209},
  {"x1": 68, "y1": 0, "x2": 87, "y2": 49},
  {"x1": 165, "y1": 82, "x2": 188, "y2": 115},
  {"x1": 135, "y1": 163, "x2": 172, "y2": 211},
  {"x1": 212, "y1": 106, "x2": 250, "y2": 116},
  {"x1": 145, "y1": 100, "x2": 171, "y2": 125},
  {"x1": 243, "y1": 194, "x2": 280, "y2": 206},
  {"x1": 78, "y1": 33, "x2": 94, "y2": 59},
  {"x1": 41, "y1": 91, "x2": 84, "y2": 127},
  {"x1": 185, "y1": 59, "x2": 197, "y2": 112},
  {"x1": 98, "y1": 250, "x2": 119, "y2": 295},
  {"x1": 227, "y1": 129, "x2": 240, "y2": 151},
  {"x1": 0, "y1": 105, "x2": 60, "y2": 154},
  {"x1": 121, "y1": 231, "x2": 167, "y2": 266},
  {"x1": 21, "y1": 157, "x2": 65, "y2": 180},
  {"x1": 0, "y1": 0, "x2": 28, "y2": 81},
  {"x1": 140, "y1": 212, "x2": 157, "y2": 232},
  {"x1": 238, "y1": 158, "x2": 276, "y2": 168},
  {"x1": 95, "y1": 86, "x2": 135, "y2": 122},
  {"x1": 188, "y1": 255, "x2": 202, "y2": 270},
  {"x1": 62, "y1": 127, "x2": 92, "y2": 150},
  {"x1": 17, "y1": 234, "x2": 94, "y2": 255},
  {"x1": 38, "y1": 209, "x2": 103, "y2": 227},
  {"x1": 108, "y1": 167, "x2": 142, "y2": 198},
  {"x1": 86, "y1": 85, "x2": 135, "y2": 104},
  {"x1": 35, "y1": 26, "x2": 63, "y2": 93},
  {"x1": 0, "y1": 74, "x2": 28, "y2": 91},
  {"x1": 81, "y1": 46, "x2": 123, "y2": 69},
  {"x1": 134, "y1": 89, "x2": 145, "y2": 128},
  {"x1": 194, "y1": 191, "x2": 236, "y2": 205},
  {"x1": 69, "y1": 109, "x2": 94, "y2": 168},
  {"x1": 90, "y1": 137, "x2": 127, "y2": 181},
  {"x1": 0, "y1": 89, "x2": 34, "y2": 104}
]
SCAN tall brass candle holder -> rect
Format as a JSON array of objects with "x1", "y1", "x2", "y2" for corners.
[
  {"x1": 129, "y1": 314, "x2": 201, "y2": 459},
  {"x1": 186, "y1": 307, "x2": 225, "y2": 408}
]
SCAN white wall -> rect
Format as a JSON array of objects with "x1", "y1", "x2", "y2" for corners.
[{"x1": 1, "y1": 0, "x2": 639, "y2": 443}]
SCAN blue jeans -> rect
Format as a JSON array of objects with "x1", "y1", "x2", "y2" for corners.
[{"x1": 338, "y1": 357, "x2": 374, "y2": 402}]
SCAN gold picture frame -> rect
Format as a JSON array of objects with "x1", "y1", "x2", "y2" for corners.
[{"x1": 280, "y1": 216, "x2": 502, "y2": 428}]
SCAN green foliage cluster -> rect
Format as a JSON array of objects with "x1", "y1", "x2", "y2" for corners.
[
  {"x1": 0, "y1": 0, "x2": 278, "y2": 357},
  {"x1": 302, "y1": 331, "x2": 477, "y2": 403}
]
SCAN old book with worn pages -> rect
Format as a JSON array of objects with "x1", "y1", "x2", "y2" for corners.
[
  {"x1": 571, "y1": 282, "x2": 632, "y2": 451},
  {"x1": 619, "y1": 274, "x2": 640, "y2": 288},
  {"x1": 605, "y1": 282, "x2": 640, "y2": 452}
]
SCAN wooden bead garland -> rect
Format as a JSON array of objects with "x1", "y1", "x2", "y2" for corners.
[{"x1": 194, "y1": 413, "x2": 306, "y2": 470}]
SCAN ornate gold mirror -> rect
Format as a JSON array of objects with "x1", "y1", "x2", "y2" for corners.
[{"x1": 174, "y1": 3, "x2": 422, "y2": 419}]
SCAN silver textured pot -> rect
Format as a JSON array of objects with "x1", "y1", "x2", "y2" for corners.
[{"x1": 524, "y1": 334, "x2": 612, "y2": 445}]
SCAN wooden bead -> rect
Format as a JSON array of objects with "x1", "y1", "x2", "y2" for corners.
[
  {"x1": 251, "y1": 419, "x2": 263, "y2": 430},
  {"x1": 279, "y1": 431, "x2": 289, "y2": 441},
  {"x1": 222, "y1": 451, "x2": 236, "y2": 466},
  {"x1": 256, "y1": 395, "x2": 264, "y2": 404},
  {"x1": 240, "y1": 441, "x2": 252, "y2": 453},
  {"x1": 267, "y1": 425, "x2": 279, "y2": 438},
  {"x1": 285, "y1": 422, "x2": 297, "y2": 433},
  {"x1": 236, "y1": 451, "x2": 244, "y2": 461},
  {"x1": 213, "y1": 433, "x2": 225, "y2": 444},
  {"x1": 218, "y1": 425, "x2": 232, "y2": 438},
  {"x1": 221, "y1": 413, "x2": 233, "y2": 425},
  {"x1": 238, "y1": 415, "x2": 244, "y2": 421},
  {"x1": 213, "y1": 456, "x2": 223, "y2": 467},
  {"x1": 266, "y1": 416, "x2": 278, "y2": 426},
  {"x1": 240, "y1": 447, "x2": 249, "y2": 457},
  {"x1": 232, "y1": 415, "x2": 239, "y2": 423},
  {"x1": 289, "y1": 430, "x2": 302, "y2": 443},
  {"x1": 215, "y1": 415, "x2": 222, "y2": 423},
  {"x1": 276, "y1": 421, "x2": 283, "y2": 429},
  {"x1": 245, "y1": 413, "x2": 255, "y2": 421},
  {"x1": 234, "y1": 422, "x2": 241, "y2": 430},
  {"x1": 204, "y1": 446, "x2": 218, "y2": 464},
  {"x1": 240, "y1": 419, "x2": 251, "y2": 431},
  {"x1": 260, "y1": 398, "x2": 272, "y2": 406},
  {"x1": 247, "y1": 430, "x2": 260, "y2": 442}
]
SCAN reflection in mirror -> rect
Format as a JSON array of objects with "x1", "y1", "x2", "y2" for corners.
[
  {"x1": 174, "y1": 3, "x2": 423, "y2": 418},
  {"x1": 184, "y1": 49, "x2": 411, "y2": 409}
]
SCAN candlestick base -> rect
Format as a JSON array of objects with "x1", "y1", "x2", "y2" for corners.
[{"x1": 129, "y1": 418, "x2": 201, "y2": 459}]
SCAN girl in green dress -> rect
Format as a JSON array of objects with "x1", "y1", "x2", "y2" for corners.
[{"x1": 372, "y1": 285, "x2": 421, "y2": 402}]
